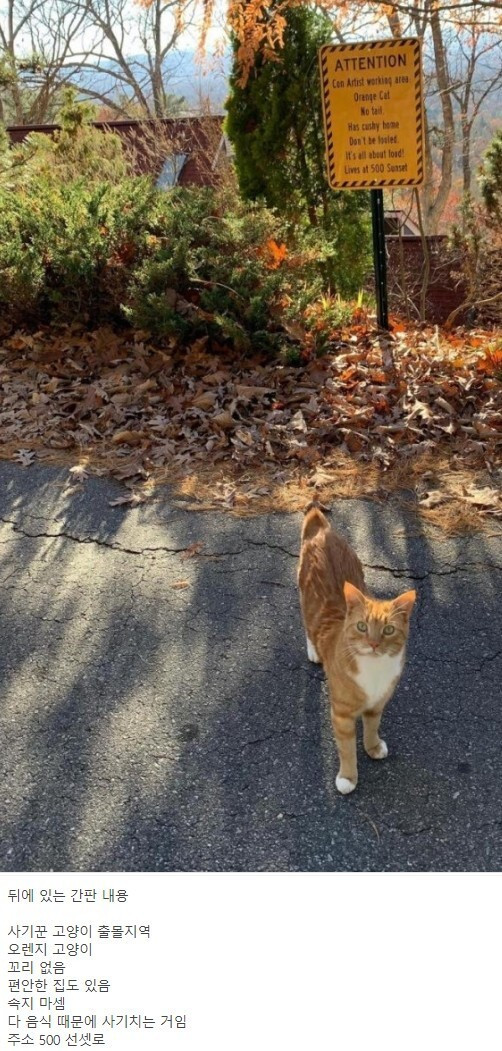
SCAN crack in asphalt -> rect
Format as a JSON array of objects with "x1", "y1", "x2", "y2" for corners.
[
  {"x1": 0, "y1": 515, "x2": 246, "y2": 562},
  {"x1": 0, "y1": 515, "x2": 169, "y2": 555},
  {"x1": 415, "y1": 649, "x2": 501, "y2": 674},
  {"x1": 1, "y1": 514, "x2": 500, "y2": 579},
  {"x1": 257, "y1": 579, "x2": 292, "y2": 589},
  {"x1": 377, "y1": 816, "x2": 502, "y2": 840},
  {"x1": 364, "y1": 561, "x2": 502, "y2": 580},
  {"x1": 478, "y1": 649, "x2": 502, "y2": 672},
  {"x1": 2, "y1": 521, "x2": 500, "y2": 672},
  {"x1": 240, "y1": 726, "x2": 297, "y2": 752},
  {"x1": 246, "y1": 539, "x2": 298, "y2": 558},
  {"x1": 2, "y1": 511, "x2": 500, "y2": 677}
]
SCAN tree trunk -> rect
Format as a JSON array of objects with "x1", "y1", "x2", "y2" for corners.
[
  {"x1": 423, "y1": 3, "x2": 455, "y2": 232},
  {"x1": 460, "y1": 110, "x2": 472, "y2": 198},
  {"x1": 152, "y1": 0, "x2": 164, "y2": 117},
  {"x1": 420, "y1": 108, "x2": 436, "y2": 232}
]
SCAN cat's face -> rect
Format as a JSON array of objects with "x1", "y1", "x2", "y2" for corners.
[{"x1": 342, "y1": 581, "x2": 416, "y2": 658}]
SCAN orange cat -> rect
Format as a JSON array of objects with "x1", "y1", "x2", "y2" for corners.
[{"x1": 298, "y1": 502, "x2": 416, "y2": 795}]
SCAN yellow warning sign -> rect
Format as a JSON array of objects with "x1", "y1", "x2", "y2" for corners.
[{"x1": 319, "y1": 38, "x2": 424, "y2": 189}]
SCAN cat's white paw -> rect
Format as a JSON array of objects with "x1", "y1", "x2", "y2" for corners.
[
  {"x1": 336, "y1": 775, "x2": 357, "y2": 795},
  {"x1": 306, "y1": 636, "x2": 321, "y2": 664},
  {"x1": 368, "y1": 739, "x2": 388, "y2": 760}
]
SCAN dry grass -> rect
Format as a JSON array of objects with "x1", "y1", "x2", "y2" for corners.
[{"x1": 3, "y1": 440, "x2": 498, "y2": 536}]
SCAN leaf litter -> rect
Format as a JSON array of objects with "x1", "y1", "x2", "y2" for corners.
[{"x1": 0, "y1": 321, "x2": 500, "y2": 531}]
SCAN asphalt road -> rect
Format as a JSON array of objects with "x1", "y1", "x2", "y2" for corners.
[{"x1": 0, "y1": 460, "x2": 501, "y2": 871}]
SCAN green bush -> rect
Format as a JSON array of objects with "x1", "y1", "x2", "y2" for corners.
[
  {"x1": 2, "y1": 89, "x2": 129, "y2": 191},
  {"x1": 480, "y1": 130, "x2": 502, "y2": 224},
  {"x1": 0, "y1": 176, "x2": 158, "y2": 322},
  {"x1": 123, "y1": 187, "x2": 289, "y2": 349},
  {"x1": 0, "y1": 176, "x2": 295, "y2": 346},
  {"x1": 0, "y1": 85, "x2": 372, "y2": 351},
  {"x1": 0, "y1": 171, "x2": 370, "y2": 351}
]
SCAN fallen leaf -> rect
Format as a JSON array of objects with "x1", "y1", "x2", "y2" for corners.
[
  {"x1": 408, "y1": 400, "x2": 433, "y2": 420},
  {"x1": 235, "y1": 385, "x2": 274, "y2": 399},
  {"x1": 180, "y1": 541, "x2": 205, "y2": 560},
  {"x1": 462, "y1": 486, "x2": 500, "y2": 510},
  {"x1": 108, "y1": 492, "x2": 146, "y2": 507},
  {"x1": 473, "y1": 421, "x2": 500, "y2": 439},
  {"x1": 111, "y1": 430, "x2": 146, "y2": 446},
  {"x1": 68, "y1": 465, "x2": 88, "y2": 482},
  {"x1": 212, "y1": 411, "x2": 235, "y2": 431},
  {"x1": 135, "y1": 379, "x2": 157, "y2": 397},
  {"x1": 14, "y1": 449, "x2": 35, "y2": 466},
  {"x1": 112, "y1": 462, "x2": 148, "y2": 481},
  {"x1": 203, "y1": 370, "x2": 230, "y2": 386},
  {"x1": 171, "y1": 580, "x2": 190, "y2": 589},
  {"x1": 435, "y1": 396, "x2": 456, "y2": 415},
  {"x1": 289, "y1": 410, "x2": 308, "y2": 433},
  {"x1": 477, "y1": 348, "x2": 502, "y2": 374},
  {"x1": 234, "y1": 428, "x2": 255, "y2": 446},
  {"x1": 419, "y1": 490, "x2": 449, "y2": 509},
  {"x1": 192, "y1": 391, "x2": 218, "y2": 411}
]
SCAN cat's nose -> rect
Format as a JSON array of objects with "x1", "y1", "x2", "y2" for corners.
[{"x1": 369, "y1": 641, "x2": 379, "y2": 650}]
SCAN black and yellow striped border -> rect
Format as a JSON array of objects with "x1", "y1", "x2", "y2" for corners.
[{"x1": 319, "y1": 37, "x2": 424, "y2": 190}]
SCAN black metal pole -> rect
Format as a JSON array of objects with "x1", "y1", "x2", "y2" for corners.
[{"x1": 370, "y1": 188, "x2": 389, "y2": 330}]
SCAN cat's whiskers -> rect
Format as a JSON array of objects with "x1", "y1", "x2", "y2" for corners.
[{"x1": 339, "y1": 641, "x2": 357, "y2": 662}]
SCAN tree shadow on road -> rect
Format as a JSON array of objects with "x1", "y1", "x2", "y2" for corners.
[{"x1": 0, "y1": 463, "x2": 501, "y2": 871}]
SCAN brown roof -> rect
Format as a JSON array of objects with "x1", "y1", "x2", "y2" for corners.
[{"x1": 6, "y1": 115, "x2": 226, "y2": 187}]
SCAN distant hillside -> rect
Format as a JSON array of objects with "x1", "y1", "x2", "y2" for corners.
[{"x1": 71, "y1": 50, "x2": 231, "y2": 112}]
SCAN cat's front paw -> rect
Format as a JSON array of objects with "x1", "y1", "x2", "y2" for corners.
[
  {"x1": 366, "y1": 739, "x2": 388, "y2": 760},
  {"x1": 306, "y1": 637, "x2": 321, "y2": 664},
  {"x1": 336, "y1": 775, "x2": 357, "y2": 795}
]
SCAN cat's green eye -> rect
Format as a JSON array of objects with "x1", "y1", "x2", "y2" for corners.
[
  {"x1": 383, "y1": 625, "x2": 395, "y2": 635},
  {"x1": 356, "y1": 621, "x2": 367, "y2": 632}
]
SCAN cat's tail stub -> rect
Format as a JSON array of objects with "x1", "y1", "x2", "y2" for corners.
[{"x1": 301, "y1": 499, "x2": 330, "y2": 543}]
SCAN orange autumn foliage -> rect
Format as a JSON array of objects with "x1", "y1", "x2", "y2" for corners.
[
  {"x1": 262, "y1": 239, "x2": 288, "y2": 268},
  {"x1": 477, "y1": 347, "x2": 502, "y2": 377}
]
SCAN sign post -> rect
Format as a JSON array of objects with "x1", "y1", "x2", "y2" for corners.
[
  {"x1": 319, "y1": 38, "x2": 424, "y2": 329},
  {"x1": 371, "y1": 188, "x2": 388, "y2": 330}
]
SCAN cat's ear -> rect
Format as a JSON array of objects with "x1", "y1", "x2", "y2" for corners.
[
  {"x1": 392, "y1": 589, "x2": 416, "y2": 619},
  {"x1": 343, "y1": 581, "x2": 366, "y2": 610}
]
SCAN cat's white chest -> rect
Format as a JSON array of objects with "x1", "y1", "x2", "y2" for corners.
[{"x1": 354, "y1": 652, "x2": 403, "y2": 708}]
